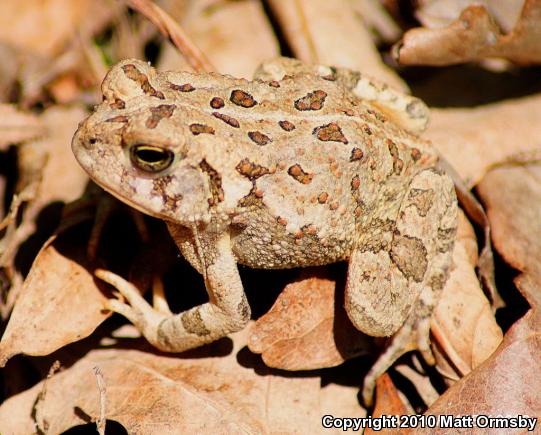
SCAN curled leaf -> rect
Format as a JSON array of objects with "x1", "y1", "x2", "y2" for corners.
[{"x1": 394, "y1": 0, "x2": 541, "y2": 66}]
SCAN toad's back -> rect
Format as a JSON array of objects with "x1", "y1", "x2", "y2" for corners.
[{"x1": 73, "y1": 59, "x2": 438, "y2": 268}]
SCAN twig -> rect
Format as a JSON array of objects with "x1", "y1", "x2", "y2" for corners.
[
  {"x1": 123, "y1": 0, "x2": 214, "y2": 72},
  {"x1": 32, "y1": 360, "x2": 61, "y2": 435},
  {"x1": 93, "y1": 366, "x2": 107, "y2": 435}
]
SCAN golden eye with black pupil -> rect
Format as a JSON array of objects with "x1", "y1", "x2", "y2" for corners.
[{"x1": 130, "y1": 144, "x2": 174, "y2": 173}]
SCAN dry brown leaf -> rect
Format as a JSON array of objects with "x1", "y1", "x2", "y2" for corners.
[
  {"x1": 477, "y1": 163, "x2": 541, "y2": 276},
  {"x1": 48, "y1": 73, "x2": 84, "y2": 104},
  {"x1": 25, "y1": 106, "x2": 88, "y2": 205},
  {"x1": 0, "y1": 104, "x2": 47, "y2": 149},
  {"x1": 412, "y1": 162, "x2": 541, "y2": 431},
  {"x1": 0, "y1": 328, "x2": 361, "y2": 434},
  {"x1": 0, "y1": 106, "x2": 88, "y2": 294},
  {"x1": 0, "y1": 1, "x2": 120, "y2": 106},
  {"x1": 159, "y1": 0, "x2": 279, "y2": 78},
  {"x1": 394, "y1": 0, "x2": 541, "y2": 66},
  {"x1": 416, "y1": 0, "x2": 524, "y2": 34},
  {"x1": 426, "y1": 93, "x2": 541, "y2": 188},
  {"x1": 0, "y1": 233, "x2": 109, "y2": 366},
  {"x1": 320, "y1": 382, "x2": 367, "y2": 423},
  {"x1": 248, "y1": 269, "x2": 372, "y2": 370},
  {"x1": 266, "y1": 0, "x2": 408, "y2": 91},
  {"x1": 415, "y1": 275, "x2": 541, "y2": 434},
  {"x1": 366, "y1": 374, "x2": 411, "y2": 435},
  {"x1": 0, "y1": 0, "x2": 118, "y2": 58},
  {"x1": 432, "y1": 211, "x2": 502, "y2": 382}
]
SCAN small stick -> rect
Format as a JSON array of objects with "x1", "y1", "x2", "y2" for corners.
[
  {"x1": 32, "y1": 360, "x2": 61, "y2": 435},
  {"x1": 93, "y1": 366, "x2": 107, "y2": 435},
  {"x1": 124, "y1": 0, "x2": 215, "y2": 73}
]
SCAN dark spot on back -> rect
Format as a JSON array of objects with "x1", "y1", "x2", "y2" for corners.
[
  {"x1": 288, "y1": 164, "x2": 313, "y2": 184},
  {"x1": 212, "y1": 112, "x2": 240, "y2": 128},
  {"x1": 313, "y1": 123, "x2": 348, "y2": 144},
  {"x1": 230, "y1": 89, "x2": 257, "y2": 108},
  {"x1": 169, "y1": 82, "x2": 195, "y2": 92},
  {"x1": 145, "y1": 104, "x2": 176, "y2": 129},
  {"x1": 199, "y1": 159, "x2": 224, "y2": 206},
  {"x1": 121, "y1": 64, "x2": 164, "y2": 99},
  {"x1": 190, "y1": 124, "x2": 215, "y2": 135},
  {"x1": 238, "y1": 187, "x2": 264, "y2": 208},
  {"x1": 106, "y1": 115, "x2": 129, "y2": 123},
  {"x1": 279, "y1": 120, "x2": 296, "y2": 131},
  {"x1": 411, "y1": 148, "x2": 422, "y2": 161},
  {"x1": 110, "y1": 98, "x2": 125, "y2": 109},
  {"x1": 294, "y1": 90, "x2": 327, "y2": 111},
  {"x1": 350, "y1": 147, "x2": 364, "y2": 161},
  {"x1": 248, "y1": 131, "x2": 272, "y2": 146},
  {"x1": 236, "y1": 158, "x2": 270, "y2": 180},
  {"x1": 387, "y1": 139, "x2": 404, "y2": 175},
  {"x1": 210, "y1": 97, "x2": 225, "y2": 109},
  {"x1": 318, "y1": 192, "x2": 328, "y2": 203},
  {"x1": 351, "y1": 175, "x2": 360, "y2": 190}
]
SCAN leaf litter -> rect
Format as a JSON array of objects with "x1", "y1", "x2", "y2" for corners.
[{"x1": 0, "y1": 0, "x2": 540, "y2": 432}]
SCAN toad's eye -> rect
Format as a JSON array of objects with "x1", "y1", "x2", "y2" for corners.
[{"x1": 130, "y1": 144, "x2": 174, "y2": 173}]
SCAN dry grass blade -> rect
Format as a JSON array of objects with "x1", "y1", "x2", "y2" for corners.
[
  {"x1": 415, "y1": 0, "x2": 525, "y2": 34},
  {"x1": 124, "y1": 0, "x2": 214, "y2": 72},
  {"x1": 93, "y1": 366, "x2": 107, "y2": 435},
  {"x1": 394, "y1": 0, "x2": 541, "y2": 65},
  {"x1": 351, "y1": 0, "x2": 402, "y2": 43}
]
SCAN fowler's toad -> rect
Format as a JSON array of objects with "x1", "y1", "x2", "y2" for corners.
[{"x1": 72, "y1": 58, "x2": 457, "y2": 402}]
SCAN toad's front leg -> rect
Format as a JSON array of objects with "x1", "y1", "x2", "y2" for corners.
[{"x1": 98, "y1": 226, "x2": 251, "y2": 352}]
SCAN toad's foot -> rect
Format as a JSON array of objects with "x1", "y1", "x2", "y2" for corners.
[
  {"x1": 361, "y1": 289, "x2": 435, "y2": 406},
  {"x1": 97, "y1": 269, "x2": 168, "y2": 347},
  {"x1": 95, "y1": 231, "x2": 251, "y2": 352}
]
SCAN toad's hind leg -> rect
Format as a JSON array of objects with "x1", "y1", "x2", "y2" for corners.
[{"x1": 344, "y1": 168, "x2": 457, "y2": 405}]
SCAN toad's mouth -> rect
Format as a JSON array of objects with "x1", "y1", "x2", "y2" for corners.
[{"x1": 91, "y1": 177, "x2": 167, "y2": 221}]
